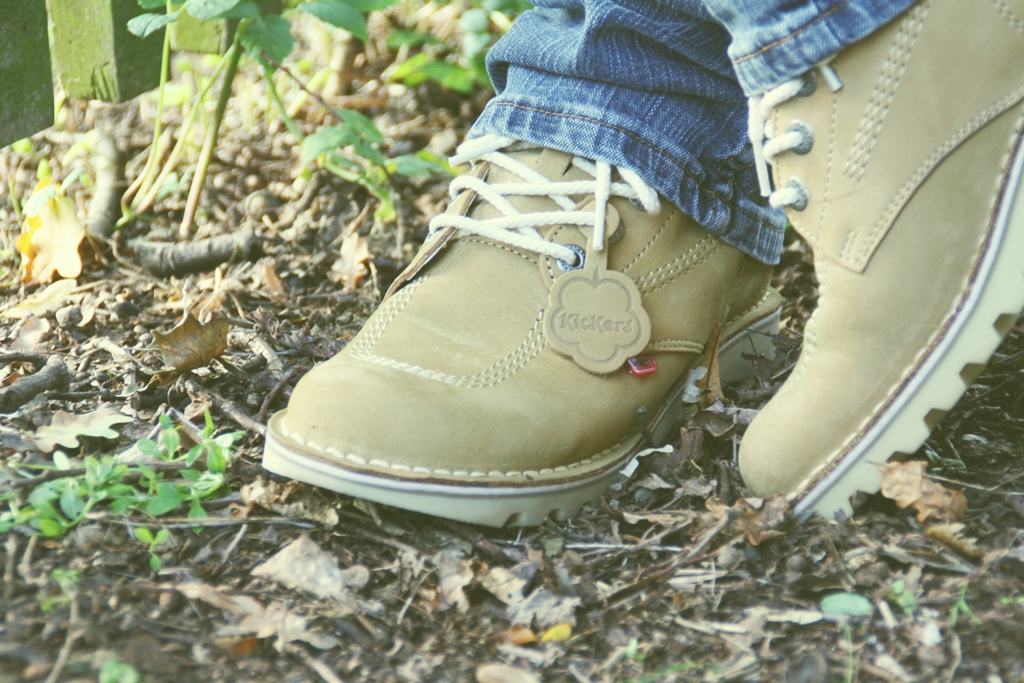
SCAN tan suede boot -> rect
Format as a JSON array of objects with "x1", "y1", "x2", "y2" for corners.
[
  {"x1": 740, "y1": 0, "x2": 1024, "y2": 517},
  {"x1": 264, "y1": 137, "x2": 781, "y2": 526}
]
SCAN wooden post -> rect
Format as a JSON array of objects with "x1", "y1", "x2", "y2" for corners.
[
  {"x1": 46, "y1": 0, "x2": 163, "y2": 102},
  {"x1": 0, "y1": 1, "x2": 54, "y2": 147}
]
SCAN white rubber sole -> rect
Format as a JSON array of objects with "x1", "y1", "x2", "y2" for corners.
[
  {"x1": 263, "y1": 308, "x2": 781, "y2": 527},
  {"x1": 793, "y1": 132, "x2": 1024, "y2": 519}
]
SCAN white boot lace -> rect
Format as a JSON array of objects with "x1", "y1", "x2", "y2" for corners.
[
  {"x1": 428, "y1": 134, "x2": 661, "y2": 264},
  {"x1": 748, "y1": 64, "x2": 844, "y2": 209}
]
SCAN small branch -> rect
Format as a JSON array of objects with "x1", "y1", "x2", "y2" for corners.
[
  {"x1": 257, "y1": 367, "x2": 296, "y2": 422},
  {"x1": 85, "y1": 134, "x2": 126, "y2": 240},
  {"x1": 0, "y1": 352, "x2": 48, "y2": 366},
  {"x1": 88, "y1": 514, "x2": 313, "y2": 529},
  {"x1": 130, "y1": 228, "x2": 260, "y2": 277},
  {"x1": 9, "y1": 461, "x2": 192, "y2": 491},
  {"x1": 0, "y1": 356, "x2": 70, "y2": 413},
  {"x1": 184, "y1": 377, "x2": 266, "y2": 436},
  {"x1": 43, "y1": 597, "x2": 84, "y2": 683}
]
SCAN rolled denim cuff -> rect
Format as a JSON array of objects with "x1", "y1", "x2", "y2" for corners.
[
  {"x1": 715, "y1": 0, "x2": 919, "y2": 95},
  {"x1": 469, "y1": 71, "x2": 787, "y2": 265}
]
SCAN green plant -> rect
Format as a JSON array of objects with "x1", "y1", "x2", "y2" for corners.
[
  {"x1": 0, "y1": 411, "x2": 243, "y2": 538},
  {"x1": 950, "y1": 582, "x2": 982, "y2": 627},
  {"x1": 134, "y1": 526, "x2": 171, "y2": 571},
  {"x1": 37, "y1": 569, "x2": 81, "y2": 613},
  {"x1": 888, "y1": 578, "x2": 917, "y2": 618},
  {"x1": 98, "y1": 656, "x2": 141, "y2": 683}
]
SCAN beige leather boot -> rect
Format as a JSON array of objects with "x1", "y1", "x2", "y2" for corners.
[
  {"x1": 264, "y1": 137, "x2": 781, "y2": 526},
  {"x1": 740, "y1": 0, "x2": 1024, "y2": 518}
]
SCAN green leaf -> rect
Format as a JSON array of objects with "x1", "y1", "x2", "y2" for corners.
[
  {"x1": 185, "y1": 444, "x2": 205, "y2": 466},
  {"x1": 138, "y1": 464, "x2": 157, "y2": 481},
  {"x1": 23, "y1": 185, "x2": 57, "y2": 218},
  {"x1": 240, "y1": 14, "x2": 295, "y2": 66},
  {"x1": 345, "y1": 0, "x2": 397, "y2": 10},
  {"x1": 149, "y1": 554, "x2": 163, "y2": 572},
  {"x1": 179, "y1": 469, "x2": 201, "y2": 482},
  {"x1": 59, "y1": 486, "x2": 85, "y2": 520},
  {"x1": 418, "y1": 59, "x2": 477, "y2": 92},
  {"x1": 298, "y1": 1, "x2": 367, "y2": 41},
  {"x1": 386, "y1": 29, "x2": 443, "y2": 49},
  {"x1": 206, "y1": 448, "x2": 226, "y2": 475},
  {"x1": 145, "y1": 483, "x2": 185, "y2": 516},
  {"x1": 109, "y1": 499, "x2": 133, "y2": 513},
  {"x1": 38, "y1": 518, "x2": 65, "y2": 537},
  {"x1": 138, "y1": 0, "x2": 168, "y2": 8},
  {"x1": 154, "y1": 529, "x2": 170, "y2": 545},
  {"x1": 161, "y1": 427, "x2": 181, "y2": 459},
  {"x1": 821, "y1": 592, "x2": 874, "y2": 618},
  {"x1": 302, "y1": 125, "x2": 358, "y2": 162},
  {"x1": 53, "y1": 451, "x2": 73, "y2": 471},
  {"x1": 127, "y1": 10, "x2": 181, "y2": 38},
  {"x1": 138, "y1": 438, "x2": 164, "y2": 459},
  {"x1": 134, "y1": 527, "x2": 155, "y2": 544},
  {"x1": 185, "y1": 0, "x2": 259, "y2": 20}
]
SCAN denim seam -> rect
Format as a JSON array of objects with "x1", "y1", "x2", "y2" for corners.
[
  {"x1": 488, "y1": 101, "x2": 783, "y2": 233},
  {"x1": 731, "y1": 0, "x2": 849, "y2": 65}
]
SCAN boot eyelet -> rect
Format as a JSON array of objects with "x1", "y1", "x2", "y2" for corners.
[
  {"x1": 797, "y1": 71, "x2": 818, "y2": 97},
  {"x1": 786, "y1": 119, "x2": 814, "y2": 155},
  {"x1": 557, "y1": 244, "x2": 587, "y2": 271},
  {"x1": 785, "y1": 177, "x2": 810, "y2": 211}
]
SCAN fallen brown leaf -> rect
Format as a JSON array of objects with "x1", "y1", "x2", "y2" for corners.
[
  {"x1": 705, "y1": 495, "x2": 790, "y2": 546},
  {"x1": 695, "y1": 320, "x2": 725, "y2": 409},
  {"x1": 149, "y1": 312, "x2": 229, "y2": 383},
  {"x1": 328, "y1": 231, "x2": 371, "y2": 290},
  {"x1": 251, "y1": 535, "x2": 373, "y2": 613},
  {"x1": 924, "y1": 522, "x2": 983, "y2": 559},
  {"x1": 3, "y1": 279, "x2": 78, "y2": 319},
  {"x1": 27, "y1": 405, "x2": 133, "y2": 453},
  {"x1": 177, "y1": 582, "x2": 338, "y2": 650},
  {"x1": 879, "y1": 461, "x2": 967, "y2": 523},
  {"x1": 17, "y1": 180, "x2": 85, "y2": 285},
  {"x1": 433, "y1": 551, "x2": 475, "y2": 614},
  {"x1": 11, "y1": 317, "x2": 50, "y2": 353}
]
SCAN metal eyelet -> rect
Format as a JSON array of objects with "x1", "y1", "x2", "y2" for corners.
[
  {"x1": 557, "y1": 244, "x2": 586, "y2": 271},
  {"x1": 797, "y1": 71, "x2": 818, "y2": 97},
  {"x1": 784, "y1": 177, "x2": 810, "y2": 211},
  {"x1": 786, "y1": 119, "x2": 814, "y2": 155},
  {"x1": 608, "y1": 219, "x2": 626, "y2": 245}
]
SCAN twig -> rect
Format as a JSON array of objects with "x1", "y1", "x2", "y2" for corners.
[
  {"x1": 220, "y1": 524, "x2": 249, "y2": 562},
  {"x1": 10, "y1": 461, "x2": 192, "y2": 490},
  {"x1": 130, "y1": 228, "x2": 260, "y2": 277},
  {"x1": 295, "y1": 650, "x2": 346, "y2": 683},
  {"x1": 0, "y1": 352, "x2": 47, "y2": 366},
  {"x1": 87, "y1": 514, "x2": 314, "y2": 529},
  {"x1": 0, "y1": 355, "x2": 69, "y2": 412},
  {"x1": 258, "y1": 367, "x2": 296, "y2": 422},
  {"x1": 85, "y1": 134, "x2": 126, "y2": 240},
  {"x1": 249, "y1": 334, "x2": 285, "y2": 378},
  {"x1": 3, "y1": 535, "x2": 18, "y2": 602},
  {"x1": 184, "y1": 377, "x2": 266, "y2": 435},
  {"x1": 43, "y1": 597, "x2": 84, "y2": 683}
]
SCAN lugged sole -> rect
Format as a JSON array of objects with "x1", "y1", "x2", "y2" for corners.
[
  {"x1": 794, "y1": 131, "x2": 1024, "y2": 519},
  {"x1": 262, "y1": 308, "x2": 781, "y2": 527}
]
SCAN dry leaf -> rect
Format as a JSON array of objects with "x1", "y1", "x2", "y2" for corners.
[
  {"x1": 879, "y1": 461, "x2": 967, "y2": 522},
  {"x1": 695, "y1": 320, "x2": 724, "y2": 409},
  {"x1": 480, "y1": 566, "x2": 529, "y2": 605},
  {"x1": 433, "y1": 551, "x2": 475, "y2": 614},
  {"x1": 177, "y1": 582, "x2": 339, "y2": 650},
  {"x1": 476, "y1": 663, "x2": 541, "y2": 683},
  {"x1": 924, "y1": 522, "x2": 983, "y2": 559},
  {"x1": 240, "y1": 476, "x2": 340, "y2": 527},
  {"x1": 328, "y1": 231, "x2": 371, "y2": 290},
  {"x1": 705, "y1": 495, "x2": 790, "y2": 546},
  {"x1": 252, "y1": 535, "x2": 370, "y2": 613},
  {"x1": 540, "y1": 623, "x2": 572, "y2": 642},
  {"x1": 11, "y1": 317, "x2": 50, "y2": 353},
  {"x1": 17, "y1": 181, "x2": 85, "y2": 285},
  {"x1": 492, "y1": 625, "x2": 537, "y2": 646},
  {"x1": 3, "y1": 279, "x2": 78, "y2": 319},
  {"x1": 28, "y1": 405, "x2": 133, "y2": 453},
  {"x1": 507, "y1": 588, "x2": 581, "y2": 628},
  {"x1": 149, "y1": 313, "x2": 229, "y2": 382}
]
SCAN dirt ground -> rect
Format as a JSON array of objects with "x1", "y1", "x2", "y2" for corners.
[{"x1": 2, "y1": 15, "x2": 1024, "y2": 683}]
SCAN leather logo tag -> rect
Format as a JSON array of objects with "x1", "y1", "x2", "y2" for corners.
[{"x1": 544, "y1": 267, "x2": 651, "y2": 374}]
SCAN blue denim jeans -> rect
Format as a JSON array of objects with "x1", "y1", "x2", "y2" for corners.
[{"x1": 469, "y1": 0, "x2": 917, "y2": 265}]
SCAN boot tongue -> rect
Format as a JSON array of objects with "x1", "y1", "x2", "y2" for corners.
[{"x1": 465, "y1": 147, "x2": 597, "y2": 222}]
